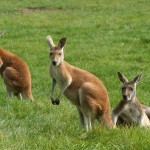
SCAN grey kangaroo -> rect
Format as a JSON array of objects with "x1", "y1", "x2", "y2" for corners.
[{"x1": 112, "y1": 72, "x2": 150, "y2": 127}]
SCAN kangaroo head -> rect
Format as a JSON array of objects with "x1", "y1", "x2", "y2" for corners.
[
  {"x1": 117, "y1": 72, "x2": 142, "y2": 101},
  {"x1": 46, "y1": 35, "x2": 66, "y2": 66}
]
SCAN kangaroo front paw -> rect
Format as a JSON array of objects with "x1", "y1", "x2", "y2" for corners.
[
  {"x1": 55, "y1": 99, "x2": 60, "y2": 105},
  {"x1": 52, "y1": 100, "x2": 56, "y2": 105},
  {"x1": 51, "y1": 98, "x2": 60, "y2": 105}
]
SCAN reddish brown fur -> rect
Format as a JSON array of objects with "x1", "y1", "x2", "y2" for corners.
[
  {"x1": 59, "y1": 61, "x2": 111, "y2": 118},
  {"x1": 0, "y1": 48, "x2": 33, "y2": 100}
]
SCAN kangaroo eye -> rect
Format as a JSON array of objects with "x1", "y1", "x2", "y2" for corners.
[
  {"x1": 122, "y1": 87, "x2": 125, "y2": 91},
  {"x1": 58, "y1": 53, "x2": 62, "y2": 55},
  {"x1": 129, "y1": 87, "x2": 134, "y2": 91}
]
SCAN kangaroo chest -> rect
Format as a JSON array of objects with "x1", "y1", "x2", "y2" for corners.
[
  {"x1": 121, "y1": 103, "x2": 141, "y2": 122},
  {"x1": 50, "y1": 65, "x2": 79, "y2": 105},
  {"x1": 50, "y1": 66, "x2": 69, "y2": 87}
]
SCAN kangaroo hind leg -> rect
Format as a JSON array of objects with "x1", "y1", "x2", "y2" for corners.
[
  {"x1": 78, "y1": 82, "x2": 98, "y2": 131},
  {"x1": 3, "y1": 67, "x2": 20, "y2": 99},
  {"x1": 77, "y1": 107, "x2": 85, "y2": 126},
  {"x1": 142, "y1": 105, "x2": 150, "y2": 119}
]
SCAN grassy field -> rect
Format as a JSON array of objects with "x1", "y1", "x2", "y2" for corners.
[{"x1": 0, "y1": 0, "x2": 150, "y2": 149}]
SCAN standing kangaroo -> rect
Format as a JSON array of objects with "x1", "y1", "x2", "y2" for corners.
[
  {"x1": 0, "y1": 48, "x2": 34, "y2": 101},
  {"x1": 46, "y1": 35, "x2": 114, "y2": 130},
  {"x1": 112, "y1": 72, "x2": 150, "y2": 127}
]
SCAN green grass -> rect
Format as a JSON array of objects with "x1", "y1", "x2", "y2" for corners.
[{"x1": 0, "y1": 0, "x2": 150, "y2": 149}]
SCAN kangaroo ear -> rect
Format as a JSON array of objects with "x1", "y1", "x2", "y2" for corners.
[
  {"x1": 132, "y1": 73, "x2": 143, "y2": 84},
  {"x1": 58, "y1": 37, "x2": 66, "y2": 48},
  {"x1": 46, "y1": 35, "x2": 55, "y2": 48},
  {"x1": 117, "y1": 72, "x2": 128, "y2": 83}
]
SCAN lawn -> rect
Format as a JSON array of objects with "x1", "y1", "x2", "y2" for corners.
[{"x1": 0, "y1": 0, "x2": 150, "y2": 149}]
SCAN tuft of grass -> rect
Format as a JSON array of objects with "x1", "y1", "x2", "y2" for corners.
[{"x1": 0, "y1": 0, "x2": 150, "y2": 149}]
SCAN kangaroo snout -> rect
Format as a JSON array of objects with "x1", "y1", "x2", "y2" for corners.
[
  {"x1": 123, "y1": 95, "x2": 127, "y2": 100},
  {"x1": 52, "y1": 60, "x2": 57, "y2": 66}
]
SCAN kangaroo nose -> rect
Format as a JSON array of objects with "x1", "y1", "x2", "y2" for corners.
[
  {"x1": 52, "y1": 61, "x2": 57, "y2": 66},
  {"x1": 123, "y1": 95, "x2": 127, "y2": 100}
]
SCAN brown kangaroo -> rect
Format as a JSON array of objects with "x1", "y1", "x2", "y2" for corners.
[
  {"x1": 112, "y1": 72, "x2": 150, "y2": 127},
  {"x1": 46, "y1": 35, "x2": 114, "y2": 130},
  {"x1": 0, "y1": 47, "x2": 33, "y2": 101}
]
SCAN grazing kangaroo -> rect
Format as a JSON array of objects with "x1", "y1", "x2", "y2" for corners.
[
  {"x1": 46, "y1": 35, "x2": 114, "y2": 130},
  {"x1": 112, "y1": 72, "x2": 150, "y2": 127},
  {"x1": 0, "y1": 47, "x2": 34, "y2": 101}
]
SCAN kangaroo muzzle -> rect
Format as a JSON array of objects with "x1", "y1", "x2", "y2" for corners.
[
  {"x1": 123, "y1": 95, "x2": 127, "y2": 100},
  {"x1": 52, "y1": 60, "x2": 57, "y2": 66}
]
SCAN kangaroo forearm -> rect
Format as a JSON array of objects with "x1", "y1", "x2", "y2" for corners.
[
  {"x1": 56, "y1": 83, "x2": 70, "y2": 99},
  {"x1": 50, "y1": 79, "x2": 56, "y2": 98}
]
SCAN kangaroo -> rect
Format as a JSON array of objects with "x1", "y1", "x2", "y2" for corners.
[
  {"x1": 0, "y1": 47, "x2": 34, "y2": 101},
  {"x1": 112, "y1": 72, "x2": 150, "y2": 127},
  {"x1": 46, "y1": 35, "x2": 114, "y2": 130}
]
